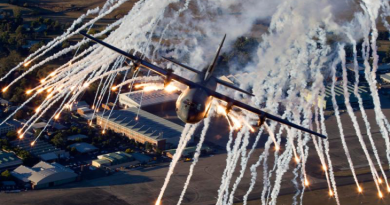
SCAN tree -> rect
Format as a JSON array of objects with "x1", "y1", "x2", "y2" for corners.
[
  {"x1": 15, "y1": 25, "x2": 24, "y2": 35},
  {"x1": 6, "y1": 130, "x2": 17, "y2": 141},
  {"x1": 8, "y1": 0, "x2": 19, "y2": 5},
  {"x1": 145, "y1": 142, "x2": 152, "y2": 151},
  {"x1": 62, "y1": 41, "x2": 70, "y2": 49},
  {"x1": 34, "y1": 129, "x2": 42, "y2": 138},
  {"x1": 14, "y1": 110, "x2": 24, "y2": 120},
  {"x1": 70, "y1": 147, "x2": 77, "y2": 154},
  {"x1": 51, "y1": 133, "x2": 65, "y2": 147},
  {"x1": 1, "y1": 170, "x2": 11, "y2": 179},
  {"x1": 383, "y1": 47, "x2": 390, "y2": 63}
]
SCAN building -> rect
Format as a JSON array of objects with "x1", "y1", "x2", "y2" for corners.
[
  {"x1": 165, "y1": 146, "x2": 213, "y2": 159},
  {"x1": 131, "y1": 152, "x2": 152, "y2": 163},
  {"x1": 11, "y1": 161, "x2": 77, "y2": 189},
  {"x1": 119, "y1": 90, "x2": 179, "y2": 111},
  {"x1": 77, "y1": 107, "x2": 96, "y2": 120},
  {"x1": 69, "y1": 143, "x2": 98, "y2": 154},
  {"x1": 0, "y1": 151, "x2": 22, "y2": 171},
  {"x1": 0, "y1": 98, "x2": 12, "y2": 107},
  {"x1": 69, "y1": 101, "x2": 89, "y2": 112},
  {"x1": 1, "y1": 181, "x2": 17, "y2": 190},
  {"x1": 102, "y1": 102, "x2": 116, "y2": 110},
  {"x1": 32, "y1": 122, "x2": 50, "y2": 131},
  {"x1": 381, "y1": 73, "x2": 390, "y2": 83},
  {"x1": 11, "y1": 136, "x2": 69, "y2": 161},
  {"x1": 0, "y1": 122, "x2": 15, "y2": 136},
  {"x1": 96, "y1": 108, "x2": 185, "y2": 150},
  {"x1": 77, "y1": 107, "x2": 92, "y2": 115},
  {"x1": 67, "y1": 134, "x2": 88, "y2": 141},
  {"x1": 92, "y1": 151, "x2": 135, "y2": 168}
]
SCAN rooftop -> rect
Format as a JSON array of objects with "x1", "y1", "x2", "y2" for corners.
[
  {"x1": 67, "y1": 134, "x2": 88, "y2": 141},
  {"x1": 11, "y1": 136, "x2": 62, "y2": 157},
  {"x1": 0, "y1": 151, "x2": 22, "y2": 168},
  {"x1": 119, "y1": 90, "x2": 179, "y2": 107},
  {"x1": 97, "y1": 108, "x2": 183, "y2": 141},
  {"x1": 12, "y1": 161, "x2": 77, "y2": 185},
  {"x1": 69, "y1": 143, "x2": 98, "y2": 153}
]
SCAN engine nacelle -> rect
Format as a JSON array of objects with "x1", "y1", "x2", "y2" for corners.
[
  {"x1": 257, "y1": 113, "x2": 266, "y2": 127},
  {"x1": 164, "y1": 69, "x2": 174, "y2": 87}
]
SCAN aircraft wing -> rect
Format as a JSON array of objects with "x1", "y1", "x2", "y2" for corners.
[
  {"x1": 81, "y1": 32, "x2": 326, "y2": 139},
  {"x1": 207, "y1": 89, "x2": 327, "y2": 139},
  {"x1": 80, "y1": 32, "x2": 172, "y2": 76}
]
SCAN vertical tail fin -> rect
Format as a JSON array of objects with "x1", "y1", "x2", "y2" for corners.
[{"x1": 204, "y1": 34, "x2": 226, "y2": 80}]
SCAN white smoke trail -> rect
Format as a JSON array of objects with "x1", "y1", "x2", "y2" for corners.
[
  {"x1": 176, "y1": 117, "x2": 211, "y2": 205},
  {"x1": 329, "y1": 54, "x2": 360, "y2": 188},
  {"x1": 268, "y1": 128, "x2": 294, "y2": 205},
  {"x1": 359, "y1": 1, "x2": 390, "y2": 169},
  {"x1": 319, "y1": 88, "x2": 340, "y2": 205},
  {"x1": 338, "y1": 45, "x2": 381, "y2": 192},
  {"x1": 156, "y1": 123, "x2": 199, "y2": 205},
  {"x1": 216, "y1": 128, "x2": 248, "y2": 205},
  {"x1": 217, "y1": 129, "x2": 234, "y2": 200},
  {"x1": 226, "y1": 126, "x2": 264, "y2": 205}
]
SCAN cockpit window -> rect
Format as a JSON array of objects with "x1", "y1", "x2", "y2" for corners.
[{"x1": 184, "y1": 99, "x2": 202, "y2": 111}]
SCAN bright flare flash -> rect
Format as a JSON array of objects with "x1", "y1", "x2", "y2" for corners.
[
  {"x1": 112, "y1": 86, "x2": 117, "y2": 91},
  {"x1": 23, "y1": 61, "x2": 31, "y2": 67},
  {"x1": 164, "y1": 84, "x2": 178, "y2": 92},
  {"x1": 358, "y1": 186, "x2": 362, "y2": 193},
  {"x1": 26, "y1": 90, "x2": 33, "y2": 95},
  {"x1": 19, "y1": 134, "x2": 24, "y2": 139},
  {"x1": 217, "y1": 105, "x2": 228, "y2": 116},
  {"x1": 295, "y1": 157, "x2": 300, "y2": 163},
  {"x1": 304, "y1": 179, "x2": 309, "y2": 187},
  {"x1": 102, "y1": 130, "x2": 106, "y2": 134},
  {"x1": 35, "y1": 107, "x2": 41, "y2": 113},
  {"x1": 322, "y1": 165, "x2": 327, "y2": 171},
  {"x1": 378, "y1": 178, "x2": 383, "y2": 184},
  {"x1": 40, "y1": 79, "x2": 46, "y2": 84},
  {"x1": 31, "y1": 141, "x2": 35, "y2": 146},
  {"x1": 2, "y1": 87, "x2": 8, "y2": 93},
  {"x1": 329, "y1": 190, "x2": 334, "y2": 197},
  {"x1": 379, "y1": 191, "x2": 383, "y2": 198},
  {"x1": 229, "y1": 115, "x2": 242, "y2": 130},
  {"x1": 47, "y1": 93, "x2": 54, "y2": 99},
  {"x1": 54, "y1": 113, "x2": 60, "y2": 120}
]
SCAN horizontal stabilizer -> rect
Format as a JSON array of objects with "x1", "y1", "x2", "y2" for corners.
[
  {"x1": 216, "y1": 77, "x2": 254, "y2": 96},
  {"x1": 162, "y1": 57, "x2": 201, "y2": 74}
]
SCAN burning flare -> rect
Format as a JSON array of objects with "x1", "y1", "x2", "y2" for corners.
[{"x1": 23, "y1": 61, "x2": 32, "y2": 67}]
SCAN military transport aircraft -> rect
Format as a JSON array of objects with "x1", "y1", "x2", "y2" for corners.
[{"x1": 80, "y1": 32, "x2": 326, "y2": 139}]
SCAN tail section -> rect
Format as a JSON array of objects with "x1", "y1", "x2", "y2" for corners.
[{"x1": 204, "y1": 34, "x2": 226, "y2": 80}]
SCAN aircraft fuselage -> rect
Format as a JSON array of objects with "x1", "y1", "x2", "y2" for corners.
[{"x1": 176, "y1": 72, "x2": 216, "y2": 124}]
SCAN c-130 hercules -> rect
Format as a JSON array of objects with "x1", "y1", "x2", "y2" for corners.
[{"x1": 80, "y1": 32, "x2": 326, "y2": 139}]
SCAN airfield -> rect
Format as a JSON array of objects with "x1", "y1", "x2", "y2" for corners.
[
  {"x1": 1, "y1": 1, "x2": 390, "y2": 205},
  {"x1": 1, "y1": 95, "x2": 390, "y2": 205}
]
